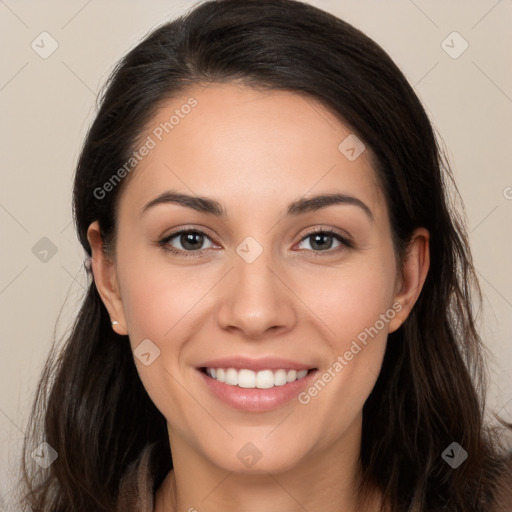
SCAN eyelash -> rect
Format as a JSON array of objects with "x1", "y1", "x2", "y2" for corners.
[{"x1": 158, "y1": 227, "x2": 354, "y2": 259}]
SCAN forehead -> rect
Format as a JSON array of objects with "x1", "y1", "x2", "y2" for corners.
[{"x1": 118, "y1": 82, "x2": 386, "y2": 221}]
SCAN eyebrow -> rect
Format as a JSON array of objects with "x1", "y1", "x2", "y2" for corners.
[{"x1": 141, "y1": 190, "x2": 374, "y2": 222}]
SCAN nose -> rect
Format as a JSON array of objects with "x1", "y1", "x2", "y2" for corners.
[{"x1": 216, "y1": 249, "x2": 297, "y2": 340}]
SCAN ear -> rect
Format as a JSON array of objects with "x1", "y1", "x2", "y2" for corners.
[
  {"x1": 388, "y1": 227, "x2": 430, "y2": 333},
  {"x1": 87, "y1": 220, "x2": 128, "y2": 336}
]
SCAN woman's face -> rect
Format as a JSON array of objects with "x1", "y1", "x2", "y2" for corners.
[{"x1": 89, "y1": 82, "x2": 428, "y2": 475}]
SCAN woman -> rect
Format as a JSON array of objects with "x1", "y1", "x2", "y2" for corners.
[{"x1": 20, "y1": 0, "x2": 512, "y2": 510}]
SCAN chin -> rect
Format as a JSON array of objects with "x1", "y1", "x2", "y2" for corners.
[{"x1": 206, "y1": 438, "x2": 309, "y2": 475}]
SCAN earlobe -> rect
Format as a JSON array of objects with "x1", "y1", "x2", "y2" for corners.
[
  {"x1": 86, "y1": 221, "x2": 128, "y2": 336},
  {"x1": 388, "y1": 228, "x2": 430, "y2": 333}
]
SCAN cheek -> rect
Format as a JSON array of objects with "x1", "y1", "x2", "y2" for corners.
[
  {"x1": 115, "y1": 252, "x2": 208, "y2": 419},
  {"x1": 294, "y1": 268, "x2": 394, "y2": 443},
  {"x1": 341, "y1": 273, "x2": 394, "y2": 341},
  {"x1": 116, "y1": 247, "x2": 214, "y2": 341},
  {"x1": 291, "y1": 251, "x2": 396, "y2": 420},
  {"x1": 297, "y1": 257, "x2": 396, "y2": 349}
]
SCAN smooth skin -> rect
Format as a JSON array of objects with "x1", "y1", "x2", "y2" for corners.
[{"x1": 88, "y1": 82, "x2": 429, "y2": 512}]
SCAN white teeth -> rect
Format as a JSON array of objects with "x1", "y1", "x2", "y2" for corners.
[
  {"x1": 274, "y1": 369, "x2": 288, "y2": 386},
  {"x1": 225, "y1": 368, "x2": 238, "y2": 386},
  {"x1": 256, "y1": 369, "x2": 274, "y2": 389},
  {"x1": 238, "y1": 369, "x2": 255, "y2": 388},
  {"x1": 286, "y1": 369, "x2": 297, "y2": 382},
  {"x1": 297, "y1": 369, "x2": 308, "y2": 379},
  {"x1": 205, "y1": 367, "x2": 310, "y2": 388}
]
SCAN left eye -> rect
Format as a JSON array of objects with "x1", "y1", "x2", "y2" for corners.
[
  {"x1": 297, "y1": 231, "x2": 347, "y2": 252},
  {"x1": 163, "y1": 230, "x2": 216, "y2": 252}
]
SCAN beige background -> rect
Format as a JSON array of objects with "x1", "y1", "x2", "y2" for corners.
[{"x1": 1, "y1": 0, "x2": 511, "y2": 508}]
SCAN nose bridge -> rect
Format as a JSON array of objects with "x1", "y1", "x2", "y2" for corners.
[{"x1": 216, "y1": 238, "x2": 296, "y2": 337}]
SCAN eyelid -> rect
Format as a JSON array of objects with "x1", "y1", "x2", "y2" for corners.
[{"x1": 299, "y1": 225, "x2": 353, "y2": 243}]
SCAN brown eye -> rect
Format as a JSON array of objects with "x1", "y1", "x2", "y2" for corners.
[
  {"x1": 159, "y1": 229, "x2": 217, "y2": 257},
  {"x1": 297, "y1": 229, "x2": 353, "y2": 253}
]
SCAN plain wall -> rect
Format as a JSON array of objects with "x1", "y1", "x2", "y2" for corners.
[{"x1": 1, "y1": 0, "x2": 511, "y2": 508}]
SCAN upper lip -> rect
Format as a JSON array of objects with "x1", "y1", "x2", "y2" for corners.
[{"x1": 197, "y1": 356, "x2": 317, "y2": 372}]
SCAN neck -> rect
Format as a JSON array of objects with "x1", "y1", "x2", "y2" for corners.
[{"x1": 155, "y1": 417, "x2": 384, "y2": 512}]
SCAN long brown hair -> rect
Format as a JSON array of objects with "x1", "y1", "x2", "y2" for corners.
[{"x1": 18, "y1": 0, "x2": 512, "y2": 510}]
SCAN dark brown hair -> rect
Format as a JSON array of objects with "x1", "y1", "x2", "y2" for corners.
[{"x1": 19, "y1": 0, "x2": 512, "y2": 510}]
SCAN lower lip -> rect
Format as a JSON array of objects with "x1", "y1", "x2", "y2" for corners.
[{"x1": 197, "y1": 368, "x2": 318, "y2": 412}]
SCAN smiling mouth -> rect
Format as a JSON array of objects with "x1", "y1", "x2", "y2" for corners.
[{"x1": 199, "y1": 367, "x2": 317, "y2": 389}]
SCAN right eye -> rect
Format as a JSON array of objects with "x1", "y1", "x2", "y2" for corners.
[{"x1": 159, "y1": 229, "x2": 218, "y2": 257}]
